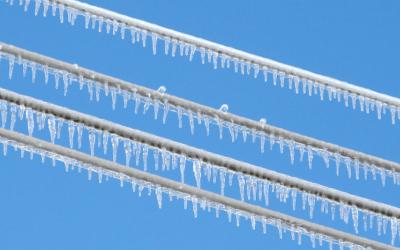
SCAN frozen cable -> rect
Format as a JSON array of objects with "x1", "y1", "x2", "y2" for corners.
[
  {"x1": 1, "y1": 87, "x2": 400, "y2": 244},
  {"x1": 0, "y1": 42, "x2": 399, "y2": 189},
  {"x1": 4, "y1": 0, "x2": 400, "y2": 124},
  {"x1": 0, "y1": 127, "x2": 397, "y2": 250}
]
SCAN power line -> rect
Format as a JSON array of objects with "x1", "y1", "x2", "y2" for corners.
[
  {"x1": 0, "y1": 127, "x2": 396, "y2": 250},
  {"x1": 6, "y1": 0, "x2": 400, "y2": 123},
  {"x1": 1, "y1": 42, "x2": 399, "y2": 187},
  {"x1": 0, "y1": 87, "x2": 399, "y2": 223}
]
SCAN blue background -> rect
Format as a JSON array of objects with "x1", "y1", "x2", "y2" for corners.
[{"x1": 0, "y1": 1, "x2": 399, "y2": 249}]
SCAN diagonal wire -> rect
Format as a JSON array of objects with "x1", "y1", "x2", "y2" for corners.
[
  {"x1": 5, "y1": 0, "x2": 400, "y2": 124},
  {"x1": 0, "y1": 87, "x2": 399, "y2": 227},
  {"x1": 1, "y1": 42, "x2": 399, "y2": 188},
  {"x1": 0, "y1": 127, "x2": 397, "y2": 250}
]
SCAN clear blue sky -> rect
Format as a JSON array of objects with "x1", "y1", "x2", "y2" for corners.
[{"x1": 0, "y1": 1, "x2": 399, "y2": 249}]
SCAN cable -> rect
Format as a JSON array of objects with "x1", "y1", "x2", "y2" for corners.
[
  {"x1": 5, "y1": 0, "x2": 400, "y2": 124},
  {"x1": 0, "y1": 127, "x2": 396, "y2": 250},
  {"x1": 1, "y1": 42, "x2": 399, "y2": 188},
  {"x1": 1, "y1": 87, "x2": 399, "y2": 229}
]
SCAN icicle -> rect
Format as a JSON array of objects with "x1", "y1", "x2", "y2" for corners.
[
  {"x1": 262, "y1": 66, "x2": 268, "y2": 82},
  {"x1": 162, "y1": 37, "x2": 171, "y2": 55},
  {"x1": 272, "y1": 69, "x2": 278, "y2": 86},
  {"x1": 142, "y1": 144, "x2": 148, "y2": 171},
  {"x1": 192, "y1": 197, "x2": 198, "y2": 218},
  {"x1": 0, "y1": 102, "x2": 7, "y2": 129},
  {"x1": 85, "y1": 80, "x2": 94, "y2": 101},
  {"x1": 152, "y1": 99, "x2": 160, "y2": 120},
  {"x1": 310, "y1": 233, "x2": 316, "y2": 248},
  {"x1": 308, "y1": 194, "x2": 316, "y2": 219},
  {"x1": 291, "y1": 190, "x2": 297, "y2": 211},
  {"x1": 45, "y1": 115, "x2": 56, "y2": 144},
  {"x1": 30, "y1": 62, "x2": 37, "y2": 83},
  {"x1": 288, "y1": 140, "x2": 295, "y2": 165},
  {"x1": 102, "y1": 131, "x2": 109, "y2": 154},
  {"x1": 58, "y1": 3, "x2": 65, "y2": 23},
  {"x1": 161, "y1": 148, "x2": 169, "y2": 170},
  {"x1": 111, "y1": 134, "x2": 119, "y2": 162},
  {"x1": 177, "y1": 106, "x2": 183, "y2": 128},
  {"x1": 134, "y1": 92, "x2": 141, "y2": 114},
  {"x1": 219, "y1": 169, "x2": 226, "y2": 196},
  {"x1": 377, "y1": 215, "x2": 383, "y2": 236},
  {"x1": 153, "y1": 148, "x2": 159, "y2": 170},
  {"x1": 292, "y1": 76, "x2": 299, "y2": 94},
  {"x1": 235, "y1": 211, "x2": 241, "y2": 227},
  {"x1": 193, "y1": 160, "x2": 202, "y2": 188},
  {"x1": 212, "y1": 52, "x2": 219, "y2": 69},
  {"x1": 238, "y1": 175, "x2": 245, "y2": 201},
  {"x1": 141, "y1": 30, "x2": 148, "y2": 47},
  {"x1": 83, "y1": 12, "x2": 91, "y2": 29},
  {"x1": 354, "y1": 159, "x2": 360, "y2": 180},
  {"x1": 297, "y1": 143, "x2": 305, "y2": 162},
  {"x1": 390, "y1": 217, "x2": 398, "y2": 245},
  {"x1": 351, "y1": 206, "x2": 359, "y2": 234},
  {"x1": 215, "y1": 117, "x2": 223, "y2": 139},
  {"x1": 151, "y1": 32, "x2": 158, "y2": 55},
  {"x1": 56, "y1": 118, "x2": 63, "y2": 139},
  {"x1": 171, "y1": 39, "x2": 178, "y2": 57},
  {"x1": 278, "y1": 137, "x2": 284, "y2": 154},
  {"x1": 121, "y1": 90, "x2": 130, "y2": 109},
  {"x1": 67, "y1": 121, "x2": 75, "y2": 148},
  {"x1": 88, "y1": 129, "x2": 96, "y2": 156},
  {"x1": 277, "y1": 220, "x2": 283, "y2": 239},
  {"x1": 24, "y1": 0, "x2": 30, "y2": 12},
  {"x1": 2, "y1": 140, "x2": 7, "y2": 156},
  {"x1": 227, "y1": 123, "x2": 235, "y2": 142},
  {"x1": 8, "y1": 55, "x2": 15, "y2": 80},
  {"x1": 203, "y1": 115, "x2": 210, "y2": 136},
  {"x1": 197, "y1": 47, "x2": 206, "y2": 64},
  {"x1": 188, "y1": 110, "x2": 195, "y2": 135},
  {"x1": 376, "y1": 101, "x2": 383, "y2": 120},
  {"x1": 321, "y1": 149, "x2": 330, "y2": 168},
  {"x1": 187, "y1": 44, "x2": 196, "y2": 61},
  {"x1": 179, "y1": 155, "x2": 186, "y2": 183},
  {"x1": 334, "y1": 153, "x2": 341, "y2": 176},
  {"x1": 390, "y1": 106, "x2": 397, "y2": 125},
  {"x1": 278, "y1": 72, "x2": 285, "y2": 88},
  {"x1": 9, "y1": 104, "x2": 17, "y2": 131},
  {"x1": 162, "y1": 101, "x2": 169, "y2": 124},
  {"x1": 380, "y1": 168, "x2": 386, "y2": 187},
  {"x1": 344, "y1": 158, "x2": 352, "y2": 179},
  {"x1": 24, "y1": 108, "x2": 35, "y2": 136},
  {"x1": 76, "y1": 124, "x2": 83, "y2": 149},
  {"x1": 108, "y1": 20, "x2": 118, "y2": 35},
  {"x1": 21, "y1": 59, "x2": 28, "y2": 78},
  {"x1": 212, "y1": 167, "x2": 218, "y2": 184},
  {"x1": 307, "y1": 146, "x2": 313, "y2": 169},
  {"x1": 110, "y1": 87, "x2": 117, "y2": 110},
  {"x1": 350, "y1": 93, "x2": 357, "y2": 110},
  {"x1": 155, "y1": 186, "x2": 162, "y2": 209},
  {"x1": 250, "y1": 215, "x2": 256, "y2": 230}
]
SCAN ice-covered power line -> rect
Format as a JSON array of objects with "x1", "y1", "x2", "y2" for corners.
[
  {"x1": 5, "y1": 0, "x2": 400, "y2": 125},
  {"x1": 0, "y1": 128, "x2": 397, "y2": 250},
  {"x1": 1, "y1": 42, "x2": 399, "y2": 189},
  {"x1": 1, "y1": 87, "x2": 400, "y2": 243}
]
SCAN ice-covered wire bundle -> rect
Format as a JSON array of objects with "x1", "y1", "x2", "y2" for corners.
[
  {"x1": 0, "y1": 128, "x2": 397, "y2": 250},
  {"x1": 1, "y1": 43, "x2": 399, "y2": 190},
  {"x1": 1, "y1": 87, "x2": 400, "y2": 246},
  {"x1": 4, "y1": 0, "x2": 400, "y2": 125}
]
